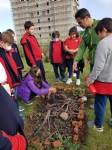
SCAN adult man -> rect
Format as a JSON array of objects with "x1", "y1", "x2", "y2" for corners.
[{"x1": 73, "y1": 8, "x2": 100, "y2": 72}]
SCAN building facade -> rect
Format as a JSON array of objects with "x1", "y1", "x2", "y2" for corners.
[{"x1": 10, "y1": 0, "x2": 79, "y2": 41}]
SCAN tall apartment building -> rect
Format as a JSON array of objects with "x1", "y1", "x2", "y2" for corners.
[{"x1": 10, "y1": 0, "x2": 79, "y2": 41}]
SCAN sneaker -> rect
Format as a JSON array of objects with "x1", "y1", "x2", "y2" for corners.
[
  {"x1": 62, "y1": 78, "x2": 66, "y2": 82},
  {"x1": 19, "y1": 106, "x2": 25, "y2": 112},
  {"x1": 109, "y1": 119, "x2": 112, "y2": 125},
  {"x1": 66, "y1": 78, "x2": 72, "y2": 84},
  {"x1": 20, "y1": 114, "x2": 26, "y2": 120},
  {"x1": 73, "y1": 73, "x2": 76, "y2": 77},
  {"x1": 87, "y1": 121, "x2": 103, "y2": 132},
  {"x1": 21, "y1": 100, "x2": 33, "y2": 105},
  {"x1": 56, "y1": 78, "x2": 59, "y2": 82},
  {"x1": 76, "y1": 79, "x2": 80, "y2": 85}
]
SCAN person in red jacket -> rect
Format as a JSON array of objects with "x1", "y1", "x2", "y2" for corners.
[
  {"x1": 0, "y1": 32, "x2": 25, "y2": 112},
  {"x1": 49, "y1": 31, "x2": 66, "y2": 82},
  {"x1": 0, "y1": 85, "x2": 27, "y2": 150},
  {"x1": 21, "y1": 21, "x2": 47, "y2": 83},
  {"x1": 6, "y1": 29, "x2": 24, "y2": 80},
  {"x1": 64, "y1": 26, "x2": 82, "y2": 85}
]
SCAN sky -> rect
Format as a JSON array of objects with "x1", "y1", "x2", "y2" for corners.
[{"x1": 0, "y1": 0, "x2": 112, "y2": 32}]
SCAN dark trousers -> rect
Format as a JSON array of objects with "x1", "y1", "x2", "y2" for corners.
[
  {"x1": 66, "y1": 59, "x2": 73, "y2": 78},
  {"x1": 94, "y1": 94, "x2": 112, "y2": 127},
  {"x1": 18, "y1": 68, "x2": 22, "y2": 80},
  {"x1": 74, "y1": 62, "x2": 80, "y2": 79},
  {"x1": 52, "y1": 63, "x2": 65, "y2": 79},
  {"x1": 36, "y1": 60, "x2": 46, "y2": 82}
]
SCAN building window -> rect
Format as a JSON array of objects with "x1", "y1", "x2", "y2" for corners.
[
  {"x1": 48, "y1": 18, "x2": 50, "y2": 21},
  {"x1": 37, "y1": 12, "x2": 39, "y2": 15},
  {"x1": 48, "y1": 26, "x2": 51, "y2": 29},
  {"x1": 36, "y1": 3, "x2": 38, "y2": 7},
  {"x1": 47, "y1": 2, "x2": 49, "y2": 5},
  {"x1": 30, "y1": 13, "x2": 34, "y2": 18},
  {"x1": 40, "y1": 34, "x2": 41, "y2": 38},
  {"x1": 49, "y1": 33, "x2": 51, "y2": 36},
  {"x1": 39, "y1": 27, "x2": 41, "y2": 30},
  {"x1": 47, "y1": 10, "x2": 49, "y2": 14},
  {"x1": 42, "y1": 11, "x2": 45, "y2": 15},
  {"x1": 38, "y1": 19, "x2": 40, "y2": 23}
]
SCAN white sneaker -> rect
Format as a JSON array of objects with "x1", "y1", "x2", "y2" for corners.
[
  {"x1": 73, "y1": 73, "x2": 76, "y2": 77},
  {"x1": 76, "y1": 79, "x2": 80, "y2": 85},
  {"x1": 66, "y1": 78, "x2": 72, "y2": 84}
]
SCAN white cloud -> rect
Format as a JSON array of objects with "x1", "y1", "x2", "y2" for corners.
[
  {"x1": 98, "y1": 0, "x2": 112, "y2": 5},
  {"x1": 0, "y1": 0, "x2": 11, "y2": 11}
]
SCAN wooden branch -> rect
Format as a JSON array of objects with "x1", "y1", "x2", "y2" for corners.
[
  {"x1": 45, "y1": 131, "x2": 57, "y2": 141},
  {"x1": 33, "y1": 109, "x2": 51, "y2": 136}
]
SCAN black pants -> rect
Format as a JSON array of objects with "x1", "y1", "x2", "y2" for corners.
[
  {"x1": 36, "y1": 60, "x2": 47, "y2": 82},
  {"x1": 18, "y1": 68, "x2": 22, "y2": 80}
]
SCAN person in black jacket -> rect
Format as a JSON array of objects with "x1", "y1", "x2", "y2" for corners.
[{"x1": 0, "y1": 85, "x2": 27, "y2": 150}]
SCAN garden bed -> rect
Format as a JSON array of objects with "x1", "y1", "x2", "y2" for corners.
[{"x1": 24, "y1": 88, "x2": 88, "y2": 150}]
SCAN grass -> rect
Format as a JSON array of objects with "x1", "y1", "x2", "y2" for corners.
[{"x1": 19, "y1": 53, "x2": 112, "y2": 150}]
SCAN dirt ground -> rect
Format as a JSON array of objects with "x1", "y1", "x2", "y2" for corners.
[{"x1": 24, "y1": 90, "x2": 88, "y2": 149}]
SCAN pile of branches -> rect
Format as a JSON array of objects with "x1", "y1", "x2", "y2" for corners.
[{"x1": 33, "y1": 90, "x2": 86, "y2": 143}]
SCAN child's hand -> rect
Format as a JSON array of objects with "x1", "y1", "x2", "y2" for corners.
[
  {"x1": 42, "y1": 53, "x2": 44, "y2": 58},
  {"x1": 49, "y1": 87, "x2": 56, "y2": 93}
]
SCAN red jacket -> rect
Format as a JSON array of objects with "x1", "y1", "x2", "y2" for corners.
[
  {"x1": 21, "y1": 33, "x2": 42, "y2": 66},
  {"x1": 0, "y1": 50, "x2": 20, "y2": 88}
]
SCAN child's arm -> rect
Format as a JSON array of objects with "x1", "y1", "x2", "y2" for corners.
[
  {"x1": 0, "y1": 62, "x2": 7, "y2": 83},
  {"x1": 27, "y1": 79, "x2": 49, "y2": 95},
  {"x1": 0, "y1": 131, "x2": 27, "y2": 150}
]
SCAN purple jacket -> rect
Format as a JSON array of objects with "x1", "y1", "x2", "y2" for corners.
[{"x1": 17, "y1": 73, "x2": 50, "y2": 103}]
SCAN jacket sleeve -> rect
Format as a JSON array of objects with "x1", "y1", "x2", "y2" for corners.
[
  {"x1": 27, "y1": 79, "x2": 49, "y2": 95},
  {"x1": 0, "y1": 131, "x2": 27, "y2": 150},
  {"x1": 23, "y1": 44, "x2": 36, "y2": 66},
  {"x1": 74, "y1": 37, "x2": 86, "y2": 63},
  {"x1": 0, "y1": 62, "x2": 7, "y2": 83}
]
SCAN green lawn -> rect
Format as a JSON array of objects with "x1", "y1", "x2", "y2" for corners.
[{"x1": 19, "y1": 55, "x2": 112, "y2": 150}]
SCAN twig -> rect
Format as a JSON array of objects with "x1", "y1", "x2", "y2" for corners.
[
  {"x1": 33, "y1": 109, "x2": 51, "y2": 136},
  {"x1": 45, "y1": 131, "x2": 57, "y2": 141}
]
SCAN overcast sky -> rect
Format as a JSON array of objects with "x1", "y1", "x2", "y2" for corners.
[{"x1": 0, "y1": 0, "x2": 112, "y2": 32}]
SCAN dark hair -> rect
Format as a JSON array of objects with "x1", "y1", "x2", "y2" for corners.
[
  {"x1": 52, "y1": 31, "x2": 60, "y2": 38},
  {"x1": 24, "y1": 21, "x2": 34, "y2": 30},
  {"x1": 0, "y1": 32, "x2": 14, "y2": 44},
  {"x1": 23, "y1": 66, "x2": 42, "y2": 87},
  {"x1": 6, "y1": 29, "x2": 15, "y2": 35},
  {"x1": 95, "y1": 18, "x2": 112, "y2": 34},
  {"x1": 75, "y1": 8, "x2": 91, "y2": 19},
  {"x1": 0, "y1": 32, "x2": 2, "y2": 41},
  {"x1": 69, "y1": 26, "x2": 79, "y2": 37}
]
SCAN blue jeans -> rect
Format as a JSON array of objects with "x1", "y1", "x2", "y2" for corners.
[
  {"x1": 94, "y1": 94, "x2": 112, "y2": 127},
  {"x1": 52, "y1": 63, "x2": 65, "y2": 79}
]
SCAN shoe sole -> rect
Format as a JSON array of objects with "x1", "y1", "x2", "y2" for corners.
[{"x1": 21, "y1": 100, "x2": 33, "y2": 105}]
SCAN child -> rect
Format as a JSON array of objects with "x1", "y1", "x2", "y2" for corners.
[
  {"x1": 86, "y1": 18, "x2": 112, "y2": 132},
  {"x1": 18, "y1": 66, "x2": 56, "y2": 104},
  {"x1": 6, "y1": 29, "x2": 24, "y2": 80},
  {"x1": 0, "y1": 85, "x2": 27, "y2": 150},
  {"x1": 21, "y1": 21, "x2": 47, "y2": 83},
  {"x1": 49, "y1": 31, "x2": 66, "y2": 82},
  {"x1": 64, "y1": 27, "x2": 81, "y2": 85},
  {"x1": 0, "y1": 31, "x2": 25, "y2": 112}
]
